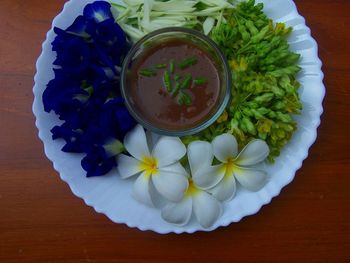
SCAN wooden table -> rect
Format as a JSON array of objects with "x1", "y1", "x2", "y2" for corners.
[{"x1": 1, "y1": 0, "x2": 349, "y2": 262}]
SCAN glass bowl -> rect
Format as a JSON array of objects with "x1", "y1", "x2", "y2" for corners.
[{"x1": 121, "y1": 27, "x2": 231, "y2": 136}]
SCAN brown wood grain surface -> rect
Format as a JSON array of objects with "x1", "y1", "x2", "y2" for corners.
[{"x1": 0, "y1": 0, "x2": 349, "y2": 262}]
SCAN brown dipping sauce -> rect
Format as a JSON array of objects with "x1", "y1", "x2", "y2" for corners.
[{"x1": 129, "y1": 39, "x2": 220, "y2": 131}]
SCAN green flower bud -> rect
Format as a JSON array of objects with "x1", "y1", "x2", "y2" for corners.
[
  {"x1": 257, "y1": 107, "x2": 270, "y2": 115},
  {"x1": 234, "y1": 111, "x2": 242, "y2": 120},
  {"x1": 271, "y1": 86, "x2": 285, "y2": 97},
  {"x1": 242, "y1": 117, "x2": 257, "y2": 135},
  {"x1": 242, "y1": 107, "x2": 254, "y2": 117},
  {"x1": 245, "y1": 20, "x2": 259, "y2": 35},
  {"x1": 254, "y1": 93, "x2": 274, "y2": 104},
  {"x1": 276, "y1": 112, "x2": 292, "y2": 122},
  {"x1": 239, "y1": 121, "x2": 248, "y2": 133}
]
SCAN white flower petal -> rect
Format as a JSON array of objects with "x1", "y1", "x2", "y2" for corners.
[
  {"x1": 124, "y1": 124, "x2": 150, "y2": 160},
  {"x1": 212, "y1": 133, "x2": 238, "y2": 162},
  {"x1": 233, "y1": 167, "x2": 268, "y2": 191},
  {"x1": 161, "y1": 162, "x2": 189, "y2": 177},
  {"x1": 152, "y1": 170, "x2": 188, "y2": 202},
  {"x1": 207, "y1": 174, "x2": 236, "y2": 202},
  {"x1": 117, "y1": 154, "x2": 142, "y2": 179},
  {"x1": 187, "y1": 141, "x2": 213, "y2": 175},
  {"x1": 161, "y1": 198, "x2": 193, "y2": 226},
  {"x1": 192, "y1": 164, "x2": 225, "y2": 190},
  {"x1": 152, "y1": 136, "x2": 186, "y2": 167},
  {"x1": 235, "y1": 139, "x2": 269, "y2": 166},
  {"x1": 146, "y1": 130, "x2": 160, "y2": 150},
  {"x1": 193, "y1": 191, "x2": 222, "y2": 228},
  {"x1": 132, "y1": 172, "x2": 154, "y2": 207}
]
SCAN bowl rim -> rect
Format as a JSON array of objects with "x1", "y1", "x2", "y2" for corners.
[{"x1": 120, "y1": 27, "x2": 232, "y2": 137}]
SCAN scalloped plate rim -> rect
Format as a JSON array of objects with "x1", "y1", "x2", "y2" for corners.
[{"x1": 32, "y1": 0, "x2": 325, "y2": 234}]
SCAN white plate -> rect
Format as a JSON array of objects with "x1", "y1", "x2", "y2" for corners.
[{"x1": 33, "y1": 0, "x2": 325, "y2": 234}]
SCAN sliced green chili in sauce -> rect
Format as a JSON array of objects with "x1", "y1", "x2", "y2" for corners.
[{"x1": 130, "y1": 39, "x2": 220, "y2": 130}]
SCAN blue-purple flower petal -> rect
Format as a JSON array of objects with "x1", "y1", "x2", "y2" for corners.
[
  {"x1": 51, "y1": 124, "x2": 84, "y2": 153},
  {"x1": 53, "y1": 37, "x2": 91, "y2": 74},
  {"x1": 83, "y1": 1, "x2": 113, "y2": 23},
  {"x1": 81, "y1": 145, "x2": 116, "y2": 177},
  {"x1": 43, "y1": 1, "x2": 135, "y2": 177},
  {"x1": 66, "y1": 15, "x2": 90, "y2": 37}
]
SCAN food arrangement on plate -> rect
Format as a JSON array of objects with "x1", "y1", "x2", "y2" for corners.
[{"x1": 34, "y1": 0, "x2": 325, "y2": 231}]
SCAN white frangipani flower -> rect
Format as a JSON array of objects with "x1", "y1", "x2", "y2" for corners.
[
  {"x1": 161, "y1": 141, "x2": 222, "y2": 228},
  {"x1": 117, "y1": 125, "x2": 188, "y2": 206},
  {"x1": 193, "y1": 133, "x2": 269, "y2": 202}
]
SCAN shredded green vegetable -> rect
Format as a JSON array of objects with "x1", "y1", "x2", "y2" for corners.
[{"x1": 111, "y1": 0, "x2": 234, "y2": 41}]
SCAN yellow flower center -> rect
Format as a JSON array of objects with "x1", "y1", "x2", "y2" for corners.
[
  {"x1": 185, "y1": 178, "x2": 199, "y2": 197},
  {"x1": 226, "y1": 157, "x2": 236, "y2": 173},
  {"x1": 221, "y1": 157, "x2": 237, "y2": 178},
  {"x1": 139, "y1": 156, "x2": 158, "y2": 178}
]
